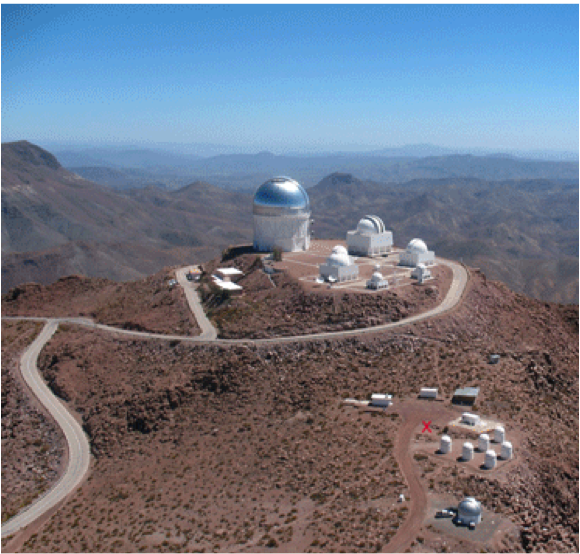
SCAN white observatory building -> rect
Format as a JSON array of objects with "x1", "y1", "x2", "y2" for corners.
[
  {"x1": 347, "y1": 215, "x2": 393, "y2": 257},
  {"x1": 253, "y1": 177, "x2": 311, "y2": 252},
  {"x1": 457, "y1": 497, "x2": 482, "y2": 525},
  {"x1": 367, "y1": 269, "x2": 389, "y2": 291},
  {"x1": 319, "y1": 245, "x2": 359, "y2": 283},
  {"x1": 399, "y1": 238, "x2": 435, "y2": 268}
]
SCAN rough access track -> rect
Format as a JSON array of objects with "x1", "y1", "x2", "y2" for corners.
[
  {"x1": 1, "y1": 257, "x2": 467, "y2": 543},
  {"x1": 382, "y1": 402, "x2": 456, "y2": 553}
]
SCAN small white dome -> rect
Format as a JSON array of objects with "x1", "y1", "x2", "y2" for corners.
[
  {"x1": 501, "y1": 441, "x2": 513, "y2": 460},
  {"x1": 331, "y1": 245, "x2": 348, "y2": 256},
  {"x1": 326, "y1": 250, "x2": 352, "y2": 267},
  {"x1": 458, "y1": 497, "x2": 482, "y2": 517},
  {"x1": 357, "y1": 215, "x2": 385, "y2": 235},
  {"x1": 370, "y1": 271, "x2": 383, "y2": 282},
  {"x1": 407, "y1": 238, "x2": 428, "y2": 254}
]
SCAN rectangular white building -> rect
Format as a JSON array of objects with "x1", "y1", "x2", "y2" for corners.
[
  {"x1": 319, "y1": 263, "x2": 359, "y2": 283},
  {"x1": 370, "y1": 394, "x2": 392, "y2": 407}
]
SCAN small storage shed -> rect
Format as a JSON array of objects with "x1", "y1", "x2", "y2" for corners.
[
  {"x1": 212, "y1": 278, "x2": 243, "y2": 295},
  {"x1": 452, "y1": 387, "x2": 480, "y2": 406},
  {"x1": 461, "y1": 412, "x2": 481, "y2": 426},
  {"x1": 489, "y1": 354, "x2": 500, "y2": 364},
  {"x1": 216, "y1": 267, "x2": 244, "y2": 282},
  {"x1": 370, "y1": 394, "x2": 392, "y2": 407},
  {"x1": 419, "y1": 387, "x2": 438, "y2": 399}
]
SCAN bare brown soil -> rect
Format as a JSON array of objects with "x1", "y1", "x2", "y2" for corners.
[
  {"x1": 22, "y1": 327, "x2": 410, "y2": 553},
  {"x1": 200, "y1": 249, "x2": 451, "y2": 339},
  {"x1": 1, "y1": 321, "x2": 66, "y2": 523},
  {"x1": 7, "y1": 269, "x2": 578, "y2": 553},
  {"x1": 2, "y1": 268, "x2": 200, "y2": 336}
]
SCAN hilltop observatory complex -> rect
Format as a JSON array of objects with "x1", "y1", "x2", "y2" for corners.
[{"x1": 253, "y1": 177, "x2": 311, "y2": 252}]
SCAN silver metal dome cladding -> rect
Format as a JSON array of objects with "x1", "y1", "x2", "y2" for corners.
[
  {"x1": 253, "y1": 176, "x2": 310, "y2": 216},
  {"x1": 458, "y1": 497, "x2": 482, "y2": 516}
]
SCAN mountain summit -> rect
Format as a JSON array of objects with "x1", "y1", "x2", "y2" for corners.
[{"x1": 2, "y1": 140, "x2": 62, "y2": 171}]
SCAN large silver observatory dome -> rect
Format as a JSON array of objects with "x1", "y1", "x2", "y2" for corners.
[{"x1": 253, "y1": 177, "x2": 310, "y2": 217}]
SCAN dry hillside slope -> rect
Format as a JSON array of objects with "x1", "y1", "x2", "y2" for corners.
[{"x1": 2, "y1": 267, "x2": 576, "y2": 553}]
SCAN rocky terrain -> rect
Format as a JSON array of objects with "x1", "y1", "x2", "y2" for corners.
[
  {"x1": 1, "y1": 321, "x2": 65, "y2": 523},
  {"x1": 1, "y1": 141, "x2": 252, "y2": 292},
  {"x1": 2, "y1": 268, "x2": 199, "y2": 336},
  {"x1": 199, "y1": 252, "x2": 451, "y2": 339},
  {"x1": 5, "y1": 268, "x2": 577, "y2": 553}
]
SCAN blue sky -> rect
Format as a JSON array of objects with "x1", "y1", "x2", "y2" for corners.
[{"x1": 2, "y1": 4, "x2": 578, "y2": 153}]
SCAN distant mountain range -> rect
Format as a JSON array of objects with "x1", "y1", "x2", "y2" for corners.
[
  {"x1": 2, "y1": 141, "x2": 578, "y2": 304},
  {"x1": 1, "y1": 141, "x2": 253, "y2": 290},
  {"x1": 54, "y1": 146, "x2": 579, "y2": 192},
  {"x1": 35, "y1": 138, "x2": 578, "y2": 160},
  {"x1": 308, "y1": 173, "x2": 578, "y2": 304}
]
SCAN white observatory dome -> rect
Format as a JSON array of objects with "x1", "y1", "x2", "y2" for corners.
[
  {"x1": 501, "y1": 441, "x2": 513, "y2": 460},
  {"x1": 253, "y1": 176, "x2": 310, "y2": 216},
  {"x1": 326, "y1": 247, "x2": 352, "y2": 267},
  {"x1": 462, "y1": 442, "x2": 474, "y2": 461},
  {"x1": 458, "y1": 497, "x2": 482, "y2": 519},
  {"x1": 253, "y1": 176, "x2": 311, "y2": 253},
  {"x1": 484, "y1": 449, "x2": 497, "y2": 469},
  {"x1": 440, "y1": 435, "x2": 452, "y2": 454},
  {"x1": 356, "y1": 215, "x2": 385, "y2": 235},
  {"x1": 407, "y1": 238, "x2": 428, "y2": 254},
  {"x1": 370, "y1": 271, "x2": 384, "y2": 283}
]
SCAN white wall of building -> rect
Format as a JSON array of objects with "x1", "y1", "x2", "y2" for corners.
[
  {"x1": 399, "y1": 249, "x2": 435, "y2": 267},
  {"x1": 347, "y1": 230, "x2": 393, "y2": 256},
  {"x1": 319, "y1": 263, "x2": 359, "y2": 282},
  {"x1": 253, "y1": 213, "x2": 310, "y2": 252}
]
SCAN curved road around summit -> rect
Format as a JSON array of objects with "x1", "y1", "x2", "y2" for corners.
[
  {"x1": 1, "y1": 257, "x2": 467, "y2": 541},
  {"x1": 1, "y1": 321, "x2": 91, "y2": 539}
]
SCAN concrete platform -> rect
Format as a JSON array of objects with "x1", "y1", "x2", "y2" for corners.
[
  {"x1": 426, "y1": 496, "x2": 504, "y2": 544},
  {"x1": 448, "y1": 416, "x2": 504, "y2": 434}
]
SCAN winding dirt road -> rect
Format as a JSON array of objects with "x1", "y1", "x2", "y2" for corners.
[
  {"x1": 1, "y1": 257, "x2": 468, "y2": 542},
  {"x1": 1, "y1": 321, "x2": 91, "y2": 539}
]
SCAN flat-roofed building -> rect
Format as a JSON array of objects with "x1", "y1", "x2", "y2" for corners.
[{"x1": 452, "y1": 386, "x2": 480, "y2": 406}]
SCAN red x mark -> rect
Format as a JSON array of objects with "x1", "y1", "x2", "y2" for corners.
[{"x1": 422, "y1": 420, "x2": 432, "y2": 433}]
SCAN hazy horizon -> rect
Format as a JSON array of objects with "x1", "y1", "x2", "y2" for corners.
[
  {"x1": 3, "y1": 138, "x2": 578, "y2": 163},
  {"x1": 2, "y1": 4, "x2": 578, "y2": 155}
]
